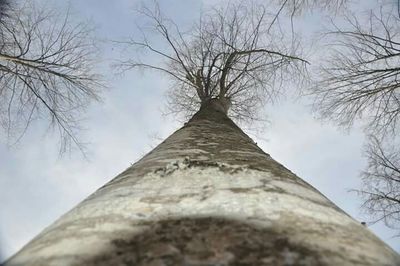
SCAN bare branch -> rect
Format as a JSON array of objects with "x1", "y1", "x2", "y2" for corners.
[{"x1": 0, "y1": 1, "x2": 102, "y2": 154}]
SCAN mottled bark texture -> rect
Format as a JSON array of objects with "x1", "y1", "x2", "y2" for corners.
[{"x1": 5, "y1": 100, "x2": 400, "y2": 265}]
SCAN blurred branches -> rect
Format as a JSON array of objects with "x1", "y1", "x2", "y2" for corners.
[
  {"x1": 355, "y1": 136, "x2": 400, "y2": 233},
  {"x1": 274, "y1": 0, "x2": 348, "y2": 14},
  {"x1": 0, "y1": 0, "x2": 10, "y2": 21},
  {"x1": 0, "y1": 1, "x2": 102, "y2": 154},
  {"x1": 117, "y1": 1, "x2": 308, "y2": 123}
]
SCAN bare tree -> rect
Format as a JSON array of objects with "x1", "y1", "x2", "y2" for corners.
[
  {"x1": 0, "y1": 1, "x2": 102, "y2": 153},
  {"x1": 117, "y1": 1, "x2": 308, "y2": 123},
  {"x1": 311, "y1": 9, "x2": 400, "y2": 137},
  {"x1": 355, "y1": 136, "x2": 400, "y2": 234},
  {"x1": 308, "y1": 4, "x2": 400, "y2": 235}
]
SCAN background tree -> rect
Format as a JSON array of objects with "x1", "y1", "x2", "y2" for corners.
[
  {"x1": 356, "y1": 136, "x2": 400, "y2": 233},
  {"x1": 312, "y1": 9, "x2": 400, "y2": 137},
  {"x1": 0, "y1": 0, "x2": 102, "y2": 153},
  {"x1": 309, "y1": 2, "x2": 400, "y2": 233}
]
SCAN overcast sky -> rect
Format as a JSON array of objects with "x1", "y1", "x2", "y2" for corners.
[{"x1": 0, "y1": 0, "x2": 399, "y2": 262}]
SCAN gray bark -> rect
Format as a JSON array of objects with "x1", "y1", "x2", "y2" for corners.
[{"x1": 5, "y1": 100, "x2": 400, "y2": 265}]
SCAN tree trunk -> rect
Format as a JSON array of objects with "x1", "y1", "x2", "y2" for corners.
[{"x1": 5, "y1": 101, "x2": 400, "y2": 266}]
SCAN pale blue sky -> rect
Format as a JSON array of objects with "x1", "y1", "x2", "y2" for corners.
[{"x1": 0, "y1": 0, "x2": 398, "y2": 262}]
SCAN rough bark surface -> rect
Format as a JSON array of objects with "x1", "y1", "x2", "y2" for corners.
[{"x1": 5, "y1": 101, "x2": 400, "y2": 265}]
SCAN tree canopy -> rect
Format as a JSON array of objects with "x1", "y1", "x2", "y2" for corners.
[{"x1": 117, "y1": 1, "x2": 309, "y2": 122}]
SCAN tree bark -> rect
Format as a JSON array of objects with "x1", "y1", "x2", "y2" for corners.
[{"x1": 5, "y1": 102, "x2": 400, "y2": 266}]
